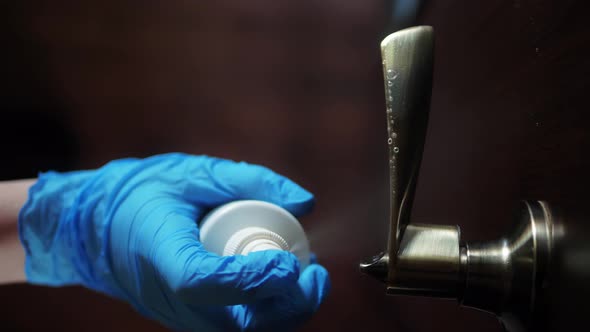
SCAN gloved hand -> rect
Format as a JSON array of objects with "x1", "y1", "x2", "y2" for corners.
[{"x1": 19, "y1": 153, "x2": 330, "y2": 331}]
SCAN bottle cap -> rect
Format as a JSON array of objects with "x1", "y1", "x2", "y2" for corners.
[
  {"x1": 199, "y1": 200, "x2": 311, "y2": 269},
  {"x1": 223, "y1": 226, "x2": 290, "y2": 255}
]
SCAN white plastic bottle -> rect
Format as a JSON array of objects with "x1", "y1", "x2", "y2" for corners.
[{"x1": 199, "y1": 200, "x2": 311, "y2": 270}]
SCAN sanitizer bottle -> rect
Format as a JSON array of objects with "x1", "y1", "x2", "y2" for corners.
[{"x1": 199, "y1": 200, "x2": 311, "y2": 270}]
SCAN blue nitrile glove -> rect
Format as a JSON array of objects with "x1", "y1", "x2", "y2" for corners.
[{"x1": 19, "y1": 153, "x2": 330, "y2": 331}]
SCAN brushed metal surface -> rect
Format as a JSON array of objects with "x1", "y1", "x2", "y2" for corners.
[
  {"x1": 388, "y1": 223, "x2": 461, "y2": 298},
  {"x1": 380, "y1": 26, "x2": 434, "y2": 279}
]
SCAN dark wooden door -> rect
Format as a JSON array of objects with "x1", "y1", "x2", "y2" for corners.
[
  {"x1": 0, "y1": 1, "x2": 588, "y2": 332},
  {"x1": 410, "y1": 1, "x2": 590, "y2": 331}
]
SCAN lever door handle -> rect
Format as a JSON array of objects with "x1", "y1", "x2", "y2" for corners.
[
  {"x1": 360, "y1": 26, "x2": 557, "y2": 332},
  {"x1": 381, "y1": 25, "x2": 434, "y2": 275}
]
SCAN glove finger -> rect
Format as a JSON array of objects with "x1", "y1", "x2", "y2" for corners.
[
  {"x1": 184, "y1": 157, "x2": 315, "y2": 217},
  {"x1": 230, "y1": 263, "x2": 331, "y2": 331},
  {"x1": 153, "y1": 221, "x2": 301, "y2": 306},
  {"x1": 297, "y1": 263, "x2": 331, "y2": 311}
]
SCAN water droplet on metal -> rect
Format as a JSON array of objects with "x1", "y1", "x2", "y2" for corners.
[{"x1": 386, "y1": 69, "x2": 398, "y2": 80}]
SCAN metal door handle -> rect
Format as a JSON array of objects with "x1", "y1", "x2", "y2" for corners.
[{"x1": 360, "y1": 26, "x2": 556, "y2": 332}]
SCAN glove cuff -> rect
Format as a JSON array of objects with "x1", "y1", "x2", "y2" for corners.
[
  {"x1": 19, "y1": 170, "x2": 95, "y2": 286},
  {"x1": 18, "y1": 164, "x2": 135, "y2": 300}
]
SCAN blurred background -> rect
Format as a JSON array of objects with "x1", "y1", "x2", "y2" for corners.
[{"x1": 1, "y1": 0, "x2": 589, "y2": 331}]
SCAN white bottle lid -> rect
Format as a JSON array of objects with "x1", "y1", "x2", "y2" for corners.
[{"x1": 199, "y1": 200, "x2": 311, "y2": 270}]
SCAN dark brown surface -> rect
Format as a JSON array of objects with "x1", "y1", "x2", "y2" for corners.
[{"x1": 1, "y1": 1, "x2": 589, "y2": 331}]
